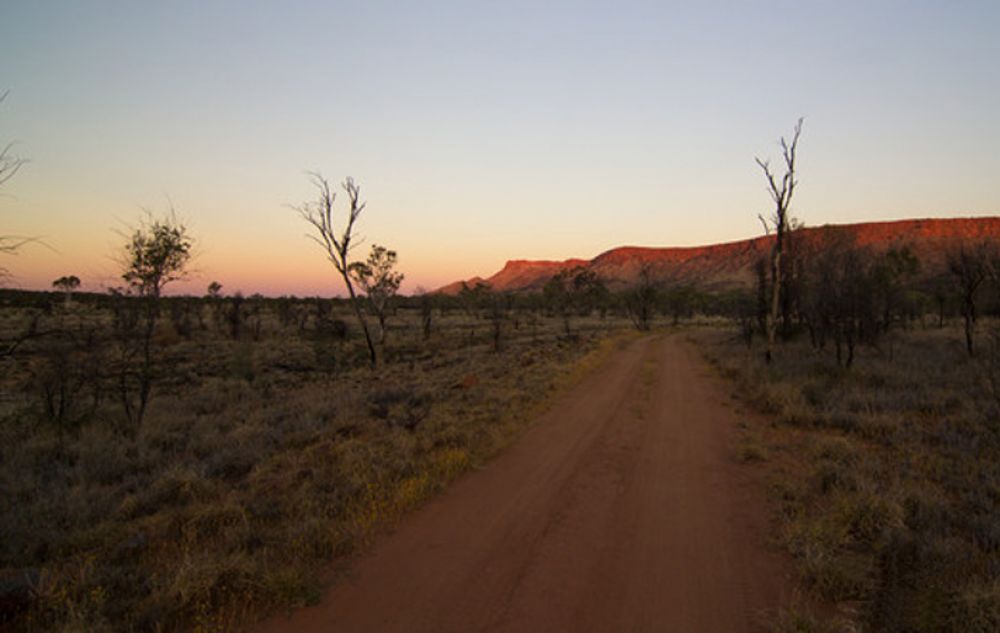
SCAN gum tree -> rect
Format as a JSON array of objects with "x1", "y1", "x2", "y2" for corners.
[
  {"x1": 294, "y1": 173, "x2": 379, "y2": 368},
  {"x1": 350, "y1": 244, "x2": 404, "y2": 346},
  {"x1": 756, "y1": 118, "x2": 803, "y2": 364},
  {"x1": 624, "y1": 264, "x2": 657, "y2": 331},
  {"x1": 543, "y1": 266, "x2": 606, "y2": 334},
  {"x1": 117, "y1": 211, "x2": 193, "y2": 427},
  {"x1": 947, "y1": 240, "x2": 991, "y2": 356},
  {"x1": 52, "y1": 275, "x2": 81, "y2": 304}
]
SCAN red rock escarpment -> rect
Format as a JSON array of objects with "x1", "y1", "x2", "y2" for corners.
[{"x1": 437, "y1": 217, "x2": 1000, "y2": 293}]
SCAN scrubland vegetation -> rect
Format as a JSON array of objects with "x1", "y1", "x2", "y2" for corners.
[
  {"x1": 695, "y1": 121, "x2": 1000, "y2": 629},
  {"x1": 693, "y1": 249, "x2": 1000, "y2": 631},
  {"x1": 700, "y1": 325, "x2": 1000, "y2": 632},
  {"x1": 0, "y1": 289, "x2": 633, "y2": 631},
  {"x1": 5, "y1": 105, "x2": 1000, "y2": 633},
  {"x1": 0, "y1": 166, "x2": 657, "y2": 632},
  {"x1": 6, "y1": 215, "x2": 1000, "y2": 631}
]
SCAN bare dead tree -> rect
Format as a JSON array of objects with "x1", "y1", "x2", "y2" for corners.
[
  {"x1": 753, "y1": 255, "x2": 769, "y2": 339},
  {"x1": 294, "y1": 173, "x2": 378, "y2": 369},
  {"x1": 756, "y1": 118, "x2": 803, "y2": 363},
  {"x1": 0, "y1": 91, "x2": 26, "y2": 189},
  {"x1": 0, "y1": 144, "x2": 24, "y2": 188},
  {"x1": 1, "y1": 90, "x2": 31, "y2": 280},
  {"x1": 0, "y1": 236, "x2": 32, "y2": 282}
]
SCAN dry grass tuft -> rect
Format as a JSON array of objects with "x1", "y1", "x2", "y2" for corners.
[
  {"x1": 0, "y1": 303, "x2": 631, "y2": 631},
  {"x1": 695, "y1": 323, "x2": 1000, "y2": 632}
]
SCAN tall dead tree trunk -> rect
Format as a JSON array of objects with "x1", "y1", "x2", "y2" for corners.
[
  {"x1": 756, "y1": 118, "x2": 803, "y2": 364},
  {"x1": 295, "y1": 174, "x2": 379, "y2": 369}
]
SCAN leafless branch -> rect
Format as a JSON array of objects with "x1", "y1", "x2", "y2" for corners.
[
  {"x1": 293, "y1": 172, "x2": 379, "y2": 368},
  {"x1": 757, "y1": 214, "x2": 771, "y2": 236},
  {"x1": 0, "y1": 92, "x2": 27, "y2": 188},
  {"x1": 755, "y1": 117, "x2": 803, "y2": 229},
  {"x1": 755, "y1": 118, "x2": 804, "y2": 364}
]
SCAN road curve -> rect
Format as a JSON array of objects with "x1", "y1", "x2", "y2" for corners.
[{"x1": 255, "y1": 335, "x2": 793, "y2": 633}]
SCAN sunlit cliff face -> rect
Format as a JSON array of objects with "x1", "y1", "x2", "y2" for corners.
[{"x1": 438, "y1": 217, "x2": 1000, "y2": 294}]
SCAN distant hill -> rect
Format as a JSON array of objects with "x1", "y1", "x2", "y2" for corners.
[{"x1": 437, "y1": 217, "x2": 1000, "y2": 294}]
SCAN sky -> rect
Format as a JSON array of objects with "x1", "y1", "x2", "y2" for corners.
[{"x1": 1, "y1": 1, "x2": 998, "y2": 296}]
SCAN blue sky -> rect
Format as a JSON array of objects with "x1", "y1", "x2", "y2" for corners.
[{"x1": 2, "y1": 1, "x2": 998, "y2": 294}]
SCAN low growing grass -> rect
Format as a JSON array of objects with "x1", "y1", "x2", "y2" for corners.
[
  {"x1": 695, "y1": 324, "x2": 1000, "y2": 632},
  {"x1": 0, "y1": 305, "x2": 630, "y2": 631}
]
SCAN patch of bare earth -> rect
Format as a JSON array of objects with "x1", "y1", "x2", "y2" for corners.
[{"x1": 256, "y1": 335, "x2": 795, "y2": 632}]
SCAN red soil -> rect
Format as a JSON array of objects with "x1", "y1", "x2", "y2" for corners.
[{"x1": 255, "y1": 336, "x2": 795, "y2": 632}]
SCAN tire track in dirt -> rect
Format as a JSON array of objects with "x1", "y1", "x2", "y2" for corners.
[{"x1": 255, "y1": 335, "x2": 793, "y2": 632}]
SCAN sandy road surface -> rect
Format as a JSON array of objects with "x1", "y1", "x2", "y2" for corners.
[{"x1": 256, "y1": 335, "x2": 792, "y2": 632}]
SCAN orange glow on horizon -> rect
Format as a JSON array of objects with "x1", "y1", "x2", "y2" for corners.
[{"x1": 3, "y1": 242, "x2": 476, "y2": 298}]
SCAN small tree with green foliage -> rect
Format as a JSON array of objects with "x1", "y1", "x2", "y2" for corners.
[
  {"x1": 947, "y1": 240, "x2": 992, "y2": 356},
  {"x1": 624, "y1": 264, "x2": 658, "y2": 331},
  {"x1": 458, "y1": 280, "x2": 491, "y2": 317},
  {"x1": 457, "y1": 280, "x2": 492, "y2": 344},
  {"x1": 415, "y1": 287, "x2": 435, "y2": 340},
  {"x1": 487, "y1": 291, "x2": 509, "y2": 352},
  {"x1": 543, "y1": 270, "x2": 574, "y2": 333},
  {"x1": 52, "y1": 275, "x2": 81, "y2": 304},
  {"x1": 116, "y1": 211, "x2": 193, "y2": 428},
  {"x1": 871, "y1": 246, "x2": 919, "y2": 333},
  {"x1": 206, "y1": 281, "x2": 225, "y2": 332},
  {"x1": 544, "y1": 267, "x2": 607, "y2": 334},
  {"x1": 350, "y1": 244, "x2": 404, "y2": 345}
]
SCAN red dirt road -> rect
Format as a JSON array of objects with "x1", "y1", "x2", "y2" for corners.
[{"x1": 256, "y1": 335, "x2": 793, "y2": 632}]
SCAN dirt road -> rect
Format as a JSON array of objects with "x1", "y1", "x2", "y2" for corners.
[{"x1": 256, "y1": 335, "x2": 792, "y2": 632}]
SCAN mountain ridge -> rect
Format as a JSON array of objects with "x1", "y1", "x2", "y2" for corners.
[{"x1": 436, "y1": 217, "x2": 1000, "y2": 294}]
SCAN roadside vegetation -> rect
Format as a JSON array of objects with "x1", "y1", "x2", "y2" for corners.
[
  {"x1": 0, "y1": 155, "x2": 654, "y2": 629},
  {"x1": 698, "y1": 322, "x2": 1000, "y2": 632},
  {"x1": 5, "y1": 104, "x2": 1000, "y2": 633},
  {"x1": 0, "y1": 290, "x2": 632, "y2": 631},
  {"x1": 0, "y1": 163, "x2": 671, "y2": 632},
  {"x1": 689, "y1": 218, "x2": 1000, "y2": 631}
]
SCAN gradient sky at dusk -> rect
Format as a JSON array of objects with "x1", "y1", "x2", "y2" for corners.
[{"x1": 2, "y1": 1, "x2": 999, "y2": 296}]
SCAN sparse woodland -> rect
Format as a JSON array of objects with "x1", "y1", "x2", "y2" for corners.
[
  {"x1": 0, "y1": 168, "x2": 652, "y2": 630},
  {"x1": 0, "y1": 285, "x2": 638, "y2": 631},
  {"x1": 3, "y1": 112, "x2": 1000, "y2": 633},
  {"x1": 697, "y1": 316, "x2": 1000, "y2": 631},
  {"x1": 694, "y1": 123, "x2": 1000, "y2": 631}
]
